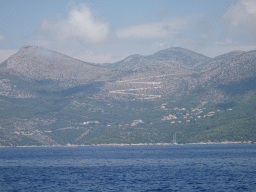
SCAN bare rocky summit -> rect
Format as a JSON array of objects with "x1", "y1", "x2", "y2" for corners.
[
  {"x1": 0, "y1": 45, "x2": 113, "y2": 82},
  {"x1": 103, "y1": 47, "x2": 211, "y2": 71},
  {"x1": 203, "y1": 50, "x2": 256, "y2": 84},
  {"x1": 195, "y1": 50, "x2": 245, "y2": 72}
]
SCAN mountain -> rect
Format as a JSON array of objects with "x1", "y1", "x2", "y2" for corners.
[
  {"x1": 199, "y1": 50, "x2": 256, "y2": 98},
  {"x1": 0, "y1": 45, "x2": 114, "y2": 83},
  {"x1": 0, "y1": 45, "x2": 255, "y2": 146},
  {"x1": 201, "y1": 50, "x2": 256, "y2": 85},
  {"x1": 103, "y1": 47, "x2": 211, "y2": 71},
  {"x1": 103, "y1": 48, "x2": 247, "y2": 73},
  {"x1": 148, "y1": 47, "x2": 211, "y2": 70},
  {"x1": 194, "y1": 50, "x2": 245, "y2": 72}
]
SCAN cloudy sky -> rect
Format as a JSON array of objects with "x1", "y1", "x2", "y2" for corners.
[{"x1": 1, "y1": 0, "x2": 256, "y2": 63}]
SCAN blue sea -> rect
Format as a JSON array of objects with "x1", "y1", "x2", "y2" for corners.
[{"x1": 0, "y1": 144, "x2": 256, "y2": 191}]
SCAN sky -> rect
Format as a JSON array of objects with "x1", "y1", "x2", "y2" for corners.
[{"x1": 1, "y1": 0, "x2": 256, "y2": 63}]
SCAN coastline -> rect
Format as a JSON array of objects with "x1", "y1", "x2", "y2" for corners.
[{"x1": 0, "y1": 141, "x2": 254, "y2": 148}]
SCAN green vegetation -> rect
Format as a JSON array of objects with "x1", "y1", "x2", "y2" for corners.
[{"x1": 0, "y1": 71, "x2": 256, "y2": 146}]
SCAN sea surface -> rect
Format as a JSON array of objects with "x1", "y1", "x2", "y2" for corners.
[{"x1": 0, "y1": 144, "x2": 256, "y2": 191}]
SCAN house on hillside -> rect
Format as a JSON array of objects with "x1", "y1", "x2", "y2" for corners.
[
  {"x1": 81, "y1": 121, "x2": 100, "y2": 125},
  {"x1": 131, "y1": 119, "x2": 144, "y2": 126}
]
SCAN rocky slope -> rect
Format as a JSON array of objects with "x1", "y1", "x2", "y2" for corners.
[
  {"x1": 103, "y1": 47, "x2": 211, "y2": 71},
  {"x1": 195, "y1": 50, "x2": 245, "y2": 72},
  {"x1": 197, "y1": 50, "x2": 256, "y2": 88},
  {"x1": 0, "y1": 45, "x2": 114, "y2": 83},
  {"x1": 0, "y1": 45, "x2": 255, "y2": 146}
]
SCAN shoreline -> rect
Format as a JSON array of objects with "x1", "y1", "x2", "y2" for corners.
[{"x1": 0, "y1": 141, "x2": 254, "y2": 148}]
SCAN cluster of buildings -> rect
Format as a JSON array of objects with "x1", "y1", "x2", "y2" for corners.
[
  {"x1": 80, "y1": 121, "x2": 100, "y2": 125},
  {"x1": 160, "y1": 104, "x2": 220, "y2": 124},
  {"x1": 78, "y1": 104, "x2": 233, "y2": 128},
  {"x1": 161, "y1": 114, "x2": 177, "y2": 121},
  {"x1": 131, "y1": 120, "x2": 144, "y2": 126}
]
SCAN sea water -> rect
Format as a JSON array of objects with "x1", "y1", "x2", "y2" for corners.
[{"x1": 0, "y1": 144, "x2": 256, "y2": 191}]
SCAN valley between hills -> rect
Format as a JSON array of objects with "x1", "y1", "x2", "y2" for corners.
[{"x1": 0, "y1": 45, "x2": 256, "y2": 146}]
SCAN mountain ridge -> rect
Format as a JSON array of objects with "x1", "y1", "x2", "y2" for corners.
[
  {"x1": 0, "y1": 45, "x2": 255, "y2": 146},
  {"x1": 1, "y1": 46, "x2": 248, "y2": 75},
  {"x1": 96, "y1": 47, "x2": 249, "y2": 74},
  {"x1": 102, "y1": 47, "x2": 211, "y2": 71},
  {"x1": 194, "y1": 50, "x2": 245, "y2": 72}
]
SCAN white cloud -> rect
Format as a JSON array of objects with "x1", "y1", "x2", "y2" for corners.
[
  {"x1": 116, "y1": 17, "x2": 190, "y2": 39},
  {"x1": 41, "y1": 4, "x2": 109, "y2": 44},
  {"x1": 195, "y1": 0, "x2": 256, "y2": 57},
  {"x1": 0, "y1": 50, "x2": 17, "y2": 63},
  {"x1": 243, "y1": 0, "x2": 256, "y2": 14},
  {"x1": 223, "y1": 0, "x2": 256, "y2": 34}
]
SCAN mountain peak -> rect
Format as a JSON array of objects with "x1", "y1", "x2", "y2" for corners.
[
  {"x1": 122, "y1": 54, "x2": 142, "y2": 62},
  {"x1": 0, "y1": 45, "x2": 112, "y2": 81},
  {"x1": 17, "y1": 45, "x2": 38, "y2": 55},
  {"x1": 20, "y1": 45, "x2": 38, "y2": 50},
  {"x1": 17, "y1": 45, "x2": 56, "y2": 58}
]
